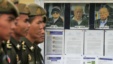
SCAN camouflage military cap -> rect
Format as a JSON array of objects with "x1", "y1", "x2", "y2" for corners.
[
  {"x1": 17, "y1": 3, "x2": 29, "y2": 15},
  {"x1": 28, "y1": 3, "x2": 46, "y2": 17},
  {"x1": 0, "y1": 0, "x2": 19, "y2": 17}
]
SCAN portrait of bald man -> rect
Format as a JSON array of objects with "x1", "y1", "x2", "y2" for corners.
[
  {"x1": 70, "y1": 4, "x2": 89, "y2": 27},
  {"x1": 95, "y1": 7, "x2": 113, "y2": 28}
]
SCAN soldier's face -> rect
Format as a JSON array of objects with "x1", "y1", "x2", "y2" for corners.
[
  {"x1": 13, "y1": 14, "x2": 30, "y2": 37},
  {"x1": 0, "y1": 14, "x2": 15, "y2": 41},
  {"x1": 28, "y1": 16, "x2": 44, "y2": 40},
  {"x1": 35, "y1": 22, "x2": 45, "y2": 44},
  {"x1": 99, "y1": 8, "x2": 109, "y2": 21}
]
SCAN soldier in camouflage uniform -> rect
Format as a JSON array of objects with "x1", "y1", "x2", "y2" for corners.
[
  {"x1": 21, "y1": 3, "x2": 46, "y2": 64},
  {"x1": 5, "y1": 1, "x2": 30, "y2": 64},
  {"x1": 0, "y1": 0, "x2": 19, "y2": 64},
  {"x1": 34, "y1": 15, "x2": 47, "y2": 64}
]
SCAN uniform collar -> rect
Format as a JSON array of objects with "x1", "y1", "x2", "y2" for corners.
[
  {"x1": 37, "y1": 46, "x2": 41, "y2": 52},
  {"x1": 10, "y1": 37, "x2": 21, "y2": 50},
  {"x1": 21, "y1": 37, "x2": 35, "y2": 52},
  {"x1": 34, "y1": 45, "x2": 41, "y2": 52}
]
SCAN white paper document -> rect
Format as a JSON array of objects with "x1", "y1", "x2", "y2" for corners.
[
  {"x1": 65, "y1": 30, "x2": 84, "y2": 55},
  {"x1": 98, "y1": 57, "x2": 113, "y2": 64},
  {"x1": 45, "y1": 30, "x2": 64, "y2": 55},
  {"x1": 64, "y1": 55, "x2": 83, "y2": 64},
  {"x1": 83, "y1": 56, "x2": 96, "y2": 64},
  {"x1": 35, "y1": 0, "x2": 44, "y2": 7},
  {"x1": 84, "y1": 30, "x2": 104, "y2": 56},
  {"x1": 105, "y1": 30, "x2": 113, "y2": 57},
  {"x1": 45, "y1": 55, "x2": 63, "y2": 64}
]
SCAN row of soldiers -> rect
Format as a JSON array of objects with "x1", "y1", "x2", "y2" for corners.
[{"x1": 0, "y1": 0, "x2": 46, "y2": 64}]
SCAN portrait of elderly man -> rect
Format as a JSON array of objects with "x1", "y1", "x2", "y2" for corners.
[
  {"x1": 70, "y1": 6, "x2": 88, "y2": 27},
  {"x1": 95, "y1": 7, "x2": 113, "y2": 28}
]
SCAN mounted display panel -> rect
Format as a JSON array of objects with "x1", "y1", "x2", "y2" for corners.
[{"x1": 44, "y1": 0, "x2": 113, "y2": 64}]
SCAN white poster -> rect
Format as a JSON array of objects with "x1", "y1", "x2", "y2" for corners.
[
  {"x1": 105, "y1": 30, "x2": 113, "y2": 57},
  {"x1": 65, "y1": 30, "x2": 84, "y2": 55},
  {"x1": 35, "y1": 0, "x2": 44, "y2": 7},
  {"x1": 83, "y1": 56, "x2": 97, "y2": 64},
  {"x1": 45, "y1": 29, "x2": 64, "y2": 55},
  {"x1": 45, "y1": 55, "x2": 63, "y2": 64},
  {"x1": 98, "y1": 57, "x2": 113, "y2": 64},
  {"x1": 64, "y1": 55, "x2": 83, "y2": 64},
  {"x1": 84, "y1": 30, "x2": 104, "y2": 56}
]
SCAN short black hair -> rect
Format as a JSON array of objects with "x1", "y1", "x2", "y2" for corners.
[{"x1": 29, "y1": 16, "x2": 35, "y2": 23}]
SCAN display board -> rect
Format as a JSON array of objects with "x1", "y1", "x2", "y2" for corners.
[
  {"x1": 44, "y1": 0, "x2": 113, "y2": 3},
  {"x1": 44, "y1": 1, "x2": 113, "y2": 64}
]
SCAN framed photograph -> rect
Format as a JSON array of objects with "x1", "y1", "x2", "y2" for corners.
[
  {"x1": 95, "y1": 3, "x2": 113, "y2": 29},
  {"x1": 45, "y1": 3, "x2": 65, "y2": 29},
  {"x1": 70, "y1": 3, "x2": 90, "y2": 29}
]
